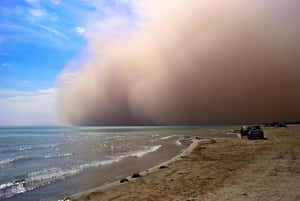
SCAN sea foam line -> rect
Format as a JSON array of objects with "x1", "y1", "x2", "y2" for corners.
[
  {"x1": 121, "y1": 145, "x2": 162, "y2": 158},
  {"x1": 44, "y1": 153, "x2": 73, "y2": 159},
  {"x1": 0, "y1": 153, "x2": 73, "y2": 168},
  {"x1": 176, "y1": 139, "x2": 182, "y2": 146},
  {"x1": 0, "y1": 160, "x2": 118, "y2": 200},
  {"x1": 0, "y1": 145, "x2": 162, "y2": 200},
  {"x1": 0, "y1": 156, "x2": 31, "y2": 167},
  {"x1": 0, "y1": 143, "x2": 59, "y2": 154},
  {"x1": 161, "y1": 135, "x2": 177, "y2": 140}
]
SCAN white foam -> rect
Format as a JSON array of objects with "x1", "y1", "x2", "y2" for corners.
[
  {"x1": 176, "y1": 139, "x2": 182, "y2": 146},
  {"x1": 28, "y1": 168, "x2": 80, "y2": 183},
  {"x1": 79, "y1": 159, "x2": 121, "y2": 169},
  {"x1": 105, "y1": 135, "x2": 124, "y2": 140},
  {"x1": 27, "y1": 158, "x2": 123, "y2": 183},
  {"x1": 0, "y1": 182, "x2": 27, "y2": 200},
  {"x1": 18, "y1": 146, "x2": 33, "y2": 151},
  {"x1": 0, "y1": 153, "x2": 72, "y2": 167},
  {"x1": 27, "y1": 146, "x2": 163, "y2": 185},
  {"x1": 10, "y1": 183, "x2": 26, "y2": 194},
  {"x1": 18, "y1": 144, "x2": 56, "y2": 151},
  {"x1": 0, "y1": 159, "x2": 15, "y2": 166},
  {"x1": 2, "y1": 143, "x2": 59, "y2": 153},
  {"x1": 44, "y1": 153, "x2": 72, "y2": 159},
  {"x1": 0, "y1": 182, "x2": 14, "y2": 190},
  {"x1": 0, "y1": 156, "x2": 30, "y2": 167},
  {"x1": 0, "y1": 158, "x2": 122, "y2": 200},
  {"x1": 0, "y1": 145, "x2": 163, "y2": 200},
  {"x1": 161, "y1": 135, "x2": 176, "y2": 140},
  {"x1": 121, "y1": 145, "x2": 162, "y2": 158}
]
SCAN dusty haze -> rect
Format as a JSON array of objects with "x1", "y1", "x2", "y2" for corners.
[{"x1": 58, "y1": 0, "x2": 300, "y2": 126}]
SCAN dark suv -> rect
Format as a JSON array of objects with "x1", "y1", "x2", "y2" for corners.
[{"x1": 240, "y1": 125, "x2": 264, "y2": 139}]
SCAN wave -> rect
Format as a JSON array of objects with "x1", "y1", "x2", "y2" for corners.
[
  {"x1": 0, "y1": 182, "x2": 14, "y2": 191},
  {"x1": 0, "y1": 158, "x2": 122, "y2": 200},
  {"x1": 161, "y1": 135, "x2": 176, "y2": 140},
  {"x1": 176, "y1": 139, "x2": 182, "y2": 146},
  {"x1": 121, "y1": 145, "x2": 162, "y2": 158},
  {"x1": 105, "y1": 135, "x2": 125, "y2": 140},
  {"x1": 0, "y1": 159, "x2": 114, "y2": 200},
  {"x1": 0, "y1": 144, "x2": 59, "y2": 154},
  {"x1": 0, "y1": 145, "x2": 162, "y2": 200},
  {"x1": 0, "y1": 146, "x2": 33, "y2": 153},
  {"x1": 0, "y1": 156, "x2": 31, "y2": 167},
  {"x1": 0, "y1": 153, "x2": 72, "y2": 168},
  {"x1": 0, "y1": 159, "x2": 15, "y2": 167},
  {"x1": 44, "y1": 153, "x2": 73, "y2": 159}
]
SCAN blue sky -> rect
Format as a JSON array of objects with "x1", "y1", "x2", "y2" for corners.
[{"x1": 0, "y1": 0, "x2": 135, "y2": 125}]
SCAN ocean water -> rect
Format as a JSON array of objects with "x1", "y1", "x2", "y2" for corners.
[{"x1": 0, "y1": 126, "x2": 235, "y2": 201}]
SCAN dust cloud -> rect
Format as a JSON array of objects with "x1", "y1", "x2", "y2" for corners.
[{"x1": 58, "y1": 0, "x2": 300, "y2": 125}]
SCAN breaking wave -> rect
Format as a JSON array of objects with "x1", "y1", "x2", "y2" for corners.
[
  {"x1": 44, "y1": 153, "x2": 73, "y2": 159},
  {"x1": 0, "y1": 156, "x2": 31, "y2": 167},
  {"x1": 176, "y1": 139, "x2": 182, "y2": 146},
  {"x1": 120, "y1": 145, "x2": 162, "y2": 158},
  {"x1": 0, "y1": 153, "x2": 73, "y2": 168},
  {"x1": 0, "y1": 160, "x2": 119, "y2": 200},
  {"x1": 0, "y1": 145, "x2": 162, "y2": 200},
  {"x1": 161, "y1": 135, "x2": 177, "y2": 140}
]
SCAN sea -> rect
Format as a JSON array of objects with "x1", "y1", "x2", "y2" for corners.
[{"x1": 0, "y1": 126, "x2": 237, "y2": 201}]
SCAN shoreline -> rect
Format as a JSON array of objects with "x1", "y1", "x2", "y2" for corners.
[
  {"x1": 68, "y1": 136, "x2": 219, "y2": 200},
  {"x1": 69, "y1": 125, "x2": 300, "y2": 201}
]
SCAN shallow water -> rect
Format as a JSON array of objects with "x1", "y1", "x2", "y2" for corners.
[{"x1": 0, "y1": 126, "x2": 236, "y2": 201}]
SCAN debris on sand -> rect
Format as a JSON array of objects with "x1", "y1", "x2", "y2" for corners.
[
  {"x1": 131, "y1": 173, "x2": 141, "y2": 178},
  {"x1": 120, "y1": 178, "x2": 129, "y2": 183}
]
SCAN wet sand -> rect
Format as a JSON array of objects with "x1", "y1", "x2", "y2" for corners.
[{"x1": 71, "y1": 125, "x2": 300, "y2": 201}]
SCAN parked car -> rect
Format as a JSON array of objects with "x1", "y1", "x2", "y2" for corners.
[
  {"x1": 264, "y1": 122, "x2": 275, "y2": 127},
  {"x1": 247, "y1": 125, "x2": 264, "y2": 139},
  {"x1": 276, "y1": 122, "x2": 286, "y2": 127},
  {"x1": 240, "y1": 125, "x2": 264, "y2": 139}
]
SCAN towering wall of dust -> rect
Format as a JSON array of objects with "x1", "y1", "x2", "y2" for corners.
[{"x1": 58, "y1": 0, "x2": 300, "y2": 125}]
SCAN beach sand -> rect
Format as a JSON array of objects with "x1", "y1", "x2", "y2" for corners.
[{"x1": 71, "y1": 125, "x2": 300, "y2": 201}]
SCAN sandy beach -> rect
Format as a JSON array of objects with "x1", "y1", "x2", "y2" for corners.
[{"x1": 70, "y1": 125, "x2": 300, "y2": 201}]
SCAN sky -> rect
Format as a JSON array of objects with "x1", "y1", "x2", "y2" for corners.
[
  {"x1": 0, "y1": 0, "x2": 133, "y2": 125},
  {"x1": 1, "y1": 0, "x2": 300, "y2": 126}
]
